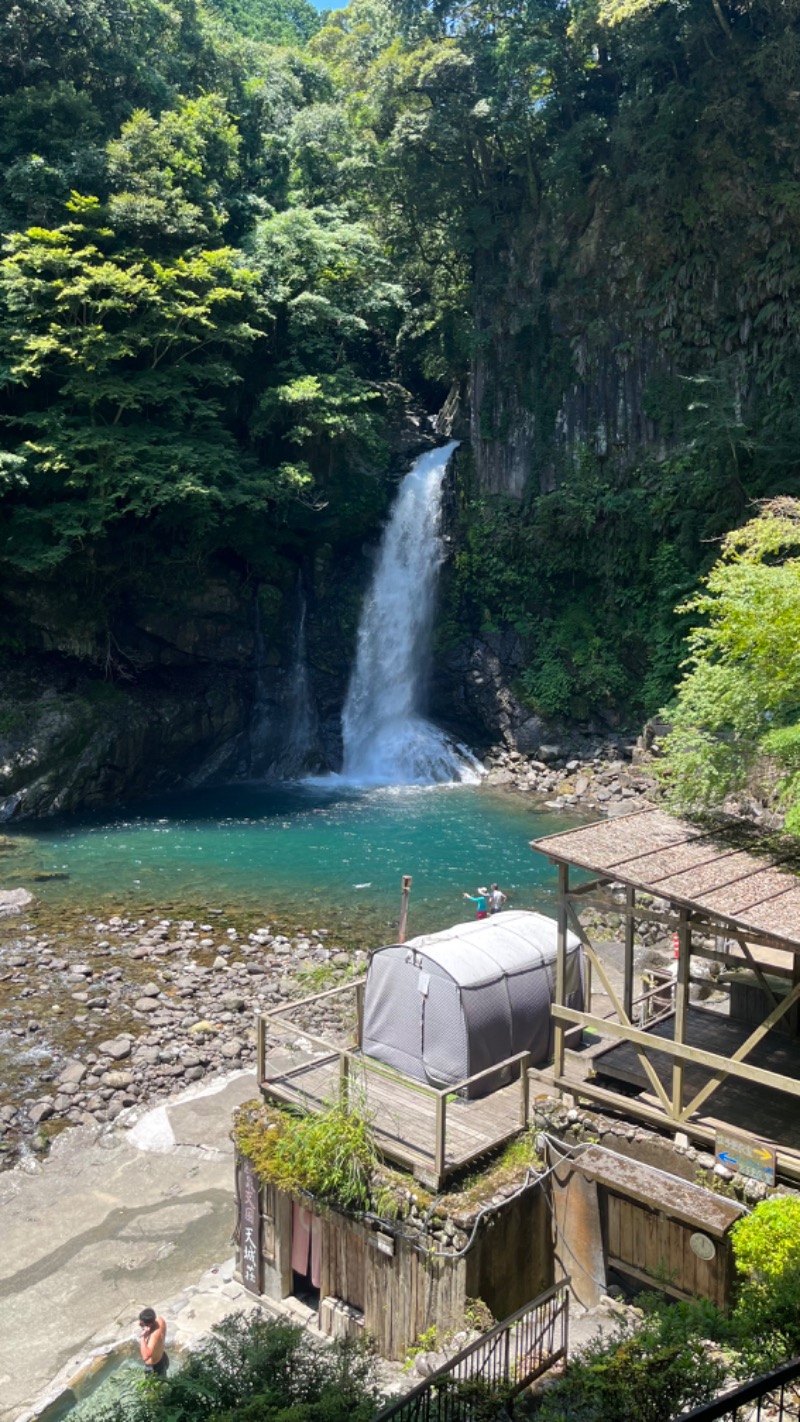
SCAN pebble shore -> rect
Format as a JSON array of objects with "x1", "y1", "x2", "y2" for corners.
[
  {"x1": 0, "y1": 742, "x2": 658, "y2": 1165},
  {"x1": 0, "y1": 910, "x2": 366, "y2": 1165}
]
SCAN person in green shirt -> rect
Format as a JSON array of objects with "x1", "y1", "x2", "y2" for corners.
[{"x1": 463, "y1": 888, "x2": 489, "y2": 919}]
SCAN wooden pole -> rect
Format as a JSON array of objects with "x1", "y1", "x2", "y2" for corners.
[
  {"x1": 355, "y1": 979, "x2": 365, "y2": 1049},
  {"x1": 554, "y1": 864, "x2": 569, "y2": 1083},
  {"x1": 256, "y1": 1013, "x2": 266, "y2": 1087},
  {"x1": 623, "y1": 885, "x2": 635, "y2": 1022},
  {"x1": 398, "y1": 874, "x2": 412, "y2": 944},
  {"x1": 672, "y1": 910, "x2": 690, "y2": 1120},
  {"x1": 520, "y1": 1053, "x2": 531, "y2": 1128},
  {"x1": 434, "y1": 1092, "x2": 446, "y2": 1184}
]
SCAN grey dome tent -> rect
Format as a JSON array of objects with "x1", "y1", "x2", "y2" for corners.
[{"x1": 361, "y1": 910, "x2": 584, "y2": 1096}]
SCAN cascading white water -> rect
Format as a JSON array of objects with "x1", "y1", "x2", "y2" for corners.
[
  {"x1": 341, "y1": 441, "x2": 480, "y2": 786},
  {"x1": 283, "y1": 587, "x2": 315, "y2": 774}
]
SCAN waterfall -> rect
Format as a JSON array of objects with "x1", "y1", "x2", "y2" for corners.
[
  {"x1": 341, "y1": 441, "x2": 480, "y2": 786},
  {"x1": 249, "y1": 579, "x2": 316, "y2": 777},
  {"x1": 283, "y1": 584, "x2": 315, "y2": 775}
]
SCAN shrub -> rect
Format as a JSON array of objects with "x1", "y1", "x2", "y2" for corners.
[
  {"x1": 533, "y1": 1296, "x2": 728, "y2": 1422},
  {"x1": 233, "y1": 1099, "x2": 378, "y2": 1211},
  {"x1": 730, "y1": 1196, "x2": 800, "y2": 1368},
  {"x1": 91, "y1": 1312, "x2": 382, "y2": 1422}
]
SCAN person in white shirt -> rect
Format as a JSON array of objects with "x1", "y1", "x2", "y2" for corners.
[{"x1": 489, "y1": 883, "x2": 507, "y2": 914}]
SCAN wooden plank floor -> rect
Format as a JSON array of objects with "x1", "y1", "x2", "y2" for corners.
[
  {"x1": 593, "y1": 1005, "x2": 800, "y2": 1152},
  {"x1": 260, "y1": 1050, "x2": 525, "y2": 1182}
]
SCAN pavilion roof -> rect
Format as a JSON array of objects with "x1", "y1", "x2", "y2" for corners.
[{"x1": 531, "y1": 806, "x2": 800, "y2": 951}]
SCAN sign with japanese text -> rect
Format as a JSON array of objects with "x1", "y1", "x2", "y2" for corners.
[
  {"x1": 240, "y1": 1158, "x2": 262, "y2": 1295},
  {"x1": 715, "y1": 1129, "x2": 776, "y2": 1187}
]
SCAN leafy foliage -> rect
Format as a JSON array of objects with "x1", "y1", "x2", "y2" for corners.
[
  {"x1": 233, "y1": 1099, "x2": 379, "y2": 1211},
  {"x1": 730, "y1": 1195, "x2": 800, "y2": 1368},
  {"x1": 204, "y1": 0, "x2": 321, "y2": 46},
  {"x1": 534, "y1": 1295, "x2": 728, "y2": 1422},
  {"x1": 5, "y1": 0, "x2": 800, "y2": 724},
  {"x1": 655, "y1": 500, "x2": 800, "y2": 827},
  {"x1": 89, "y1": 1311, "x2": 382, "y2": 1422}
]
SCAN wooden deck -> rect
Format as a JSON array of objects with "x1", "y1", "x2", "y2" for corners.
[
  {"x1": 260, "y1": 1047, "x2": 527, "y2": 1187},
  {"x1": 592, "y1": 1004, "x2": 800, "y2": 1154}
]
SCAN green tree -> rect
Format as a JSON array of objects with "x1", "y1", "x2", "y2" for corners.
[
  {"x1": 106, "y1": 95, "x2": 242, "y2": 244},
  {"x1": 0, "y1": 195, "x2": 307, "y2": 572},
  {"x1": 204, "y1": 0, "x2": 321, "y2": 46},
  {"x1": 656, "y1": 499, "x2": 800, "y2": 829}
]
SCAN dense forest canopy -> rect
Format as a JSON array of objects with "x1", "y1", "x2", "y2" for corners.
[{"x1": 1, "y1": 0, "x2": 799, "y2": 731}]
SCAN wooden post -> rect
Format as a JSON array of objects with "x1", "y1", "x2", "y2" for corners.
[
  {"x1": 791, "y1": 953, "x2": 800, "y2": 1039},
  {"x1": 520, "y1": 1052, "x2": 531, "y2": 1128},
  {"x1": 355, "y1": 979, "x2": 365, "y2": 1048},
  {"x1": 623, "y1": 885, "x2": 635, "y2": 1023},
  {"x1": 434, "y1": 1092, "x2": 446, "y2": 1184},
  {"x1": 672, "y1": 910, "x2": 690, "y2": 1119},
  {"x1": 256, "y1": 1013, "x2": 266, "y2": 1086},
  {"x1": 339, "y1": 1051, "x2": 350, "y2": 1108},
  {"x1": 554, "y1": 864, "x2": 569, "y2": 1083},
  {"x1": 398, "y1": 875, "x2": 413, "y2": 944}
]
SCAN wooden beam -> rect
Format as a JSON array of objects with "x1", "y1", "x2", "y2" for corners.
[
  {"x1": 520, "y1": 1052, "x2": 531, "y2": 1128},
  {"x1": 687, "y1": 918, "x2": 800, "y2": 957},
  {"x1": 737, "y1": 938, "x2": 780, "y2": 1012},
  {"x1": 690, "y1": 943, "x2": 793, "y2": 979},
  {"x1": 260, "y1": 978, "x2": 364, "y2": 1020},
  {"x1": 607, "y1": 1256, "x2": 701, "y2": 1304},
  {"x1": 565, "y1": 891, "x2": 800, "y2": 959},
  {"x1": 554, "y1": 864, "x2": 569, "y2": 1082},
  {"x1": 679, "y1": 979, "x2": 800, "y2": 1122},
  {"x1": 560, "y1": 1074, "x2": 800, "y2": 1187},
  {"x1": 623, "y1": 885, "x2": 635, "y2": 1022},
  {"x1": 434, "y1": 1093, "x2": 446, "y2": 1183},
  {"x1": 552, "y1": 1003, "x2": 800, "y2": 1100},
  {"x1": 565, "y1": 903, "x2": 673, "y2": 1115},
  {"x1": 566, "y1": 895, "x2": 683, "y2": 930},
  {"x1": 672, "y1": 911, "x2": 690, "y2": 1117},
  {"x1": 563, "y1": 877, "x2": 611, "y2": 898}
]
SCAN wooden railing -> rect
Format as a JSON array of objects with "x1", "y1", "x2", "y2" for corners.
[
  {"x1": 256, "y1": 982, "x2": 532, "y2": 1186},
  {"x1": 371, "y1": 1280, "x2": 570, "y2": 1422}
]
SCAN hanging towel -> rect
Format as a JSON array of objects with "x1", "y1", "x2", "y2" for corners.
[{"x1": 291, "y1": 1202, "x2": 312, "y2": 1276}]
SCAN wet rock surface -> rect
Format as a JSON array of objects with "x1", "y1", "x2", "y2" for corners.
[{"x1": 480, "y1": 736, "x2": 656, "y2": 815}]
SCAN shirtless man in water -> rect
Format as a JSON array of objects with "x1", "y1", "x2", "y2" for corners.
[{"x1": 138, "y1": 1308, "x2": 169, "y2": 1377}]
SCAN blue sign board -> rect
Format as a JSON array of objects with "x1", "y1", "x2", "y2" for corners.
[{"x1": 715, "y1": 1129, "x2": 776, "y2": 1187}]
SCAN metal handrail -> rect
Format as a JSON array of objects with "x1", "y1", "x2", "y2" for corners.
[
  {"x1": 372, "y1": 1280, "x2": 570, "y2": 1422},
  {"x1": 677, "y1": 1356, "x2": 800, "y2": 1420}
]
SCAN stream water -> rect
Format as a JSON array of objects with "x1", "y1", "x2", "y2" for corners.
[{"x1": 4, "y1": 783, "x2": 580, "y2": 941}]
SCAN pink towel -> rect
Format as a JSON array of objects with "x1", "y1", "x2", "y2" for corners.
[{"x1": 291, "y1": 1202, "x2": 311, "y2": 1275}]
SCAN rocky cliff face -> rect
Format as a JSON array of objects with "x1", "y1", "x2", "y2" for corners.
[
  {"x1": 433, "y1": 237, "x2": 667, "y2": 504},
  {"x1": 0, "y1": 416, "x2": 439, "y2": 820}
]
